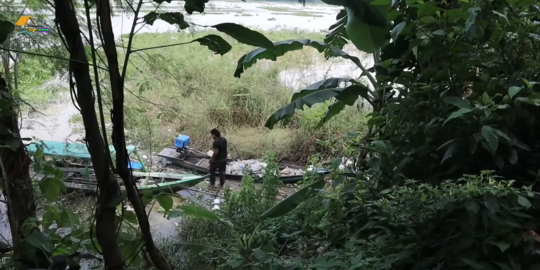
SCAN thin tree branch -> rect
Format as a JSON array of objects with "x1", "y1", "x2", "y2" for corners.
[
  {"x1": 96, "y1": 0, "x2": 172, "y2": 268},
  {"x1": 131, "y1": 41, "x2": 194, "y2": 53},
  {"x1": 84, "y1": 0, "x2": 116, "y2": 173},
  {"x1": 0, "y1": 48, "x2": 108, "y2": 71}
]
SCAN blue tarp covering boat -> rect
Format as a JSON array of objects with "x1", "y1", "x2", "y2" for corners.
[{"x1": 25, "y1": 140, "x2": 136, "y2": 160}]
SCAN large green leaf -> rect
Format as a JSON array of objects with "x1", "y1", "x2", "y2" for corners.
[
  {"x1": 265, "y1": 79, "x2": 371, "y2": 129},
  {"x1": 294, "y1": 77, "x2": 354, "y2": 96},
  {"x1": 184, "y1": 0, "x2": 209, "y2": 14},
  {"x1": 343, "y1": 0, "x2": 390, "y2": 54},
  {"x1": 444, "y1": 96, "x2": 471, "y2": 109},
  {"x1": 508, "y1": 86, "x2": 522, "y2": 99},
  {"x1": 481, "y1": 126, "x2": 499, "y2": 154},
  {"x1": 177, "y1": 205, "x2": 233, "y2": 228},
  {"x1": 26, "y1": 231, "x2": 53, "y2": 253},
  {"x1": 156, "y1": 193, "x2": 173, "y2": 213},
  {"x1": 443, "y1": 108, "x2": 472, "y2": 125},
  {"x1": 143, "y1": 12, "x2": 189, "y2": 29},
  {"x1": 324, "y1": 9, "x2": 349, "y2": 55},
  {"x1": 318, "y1": 83, "x2": 373, "y2": 127},
  {"x1": 57, "y1": 209, "x2": 80, "y2": 228},
  {"x1": 323, "y1": 0, "x2": 391, "y2": 54},
  {"x1": 260, "y1": 179, "x2": 326, "y2": 219},
  {"x1": 121, "y1": 239, "x2": 143, "y2": 267},
  {"x1": 194, "y1": 34, "x2": 232, "y2": 55},
  {"x1": 39, "y1": 177, "x2": 67, "y2": 202},
  {"x1": 0, "y1": 20, "x2": 15, "y2": 44},
  {"x1": 320, "y1": 101, "x2": 346, "y2": 127},
  {"x1": 212, "y1": 23, "x2": 274, "y2": 49},
  {"x1": 463, "y1": 7, "x2": 481, "y2": 41},
  {"x1": 234, "y1": 39, "x2": 364, "y2": 78}
]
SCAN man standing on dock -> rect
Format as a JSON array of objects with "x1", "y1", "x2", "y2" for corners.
[{"x1": 209, "y1": 128, "x2": 227, "y2": 189}]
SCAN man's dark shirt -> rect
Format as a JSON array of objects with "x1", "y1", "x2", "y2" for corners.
[{"x1": 212, "y1": 137, "x2": 228, "y2": 161}]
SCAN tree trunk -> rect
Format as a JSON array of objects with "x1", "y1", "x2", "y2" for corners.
[
  {"x1": 0, "y1": 74, "x2": 35, "y2": 262},
  {"x1": 53, "y1": 0, "x2": 125, "y2": 269},
  {"x1": 96, "y1": 0, "x2": 172, "y2": 268}
]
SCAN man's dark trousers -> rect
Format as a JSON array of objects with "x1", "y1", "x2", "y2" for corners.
[{"x1": 209, "y1": 159, "x2": 227, "y2": 186}]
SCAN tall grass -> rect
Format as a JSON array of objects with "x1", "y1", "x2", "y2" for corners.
[
  {"x1": 118, "y1": 29, "x2": 369, "y2": 162},
  {"x1": 14, "y1": 52, "x2": 67, "y2": 109}
]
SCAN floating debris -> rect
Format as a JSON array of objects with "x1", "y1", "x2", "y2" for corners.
[{"x1": 226, "y1": 160, "x2": 304, "y2": 177}]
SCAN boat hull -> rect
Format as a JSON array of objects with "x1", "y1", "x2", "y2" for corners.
[
  {"x1": 32, "y1": 167, "x2": 208, "y2": 195},
  {"x1": 157, "y1": 147, "x2": 329, "y2": 184},
  {"x1": 25, "y1": 140, "x2": 136, "y2": 160}
]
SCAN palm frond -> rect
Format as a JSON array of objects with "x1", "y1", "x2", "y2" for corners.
[{"x1": 323, "y1": 9, "x2": 348, "y2": 58}]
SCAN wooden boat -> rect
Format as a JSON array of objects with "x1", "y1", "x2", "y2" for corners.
[
  {"x1": 25, "y1": 139, "x2": 145, "y2": 169},
  {"x1": 25, "y1": 140, "x2": 136, "y2": 160},
  {"x1": 157, "y1": 147, "x2": 330, "y2": 183},
  {"x1": 32, "y1": 167, "x2": 209, "y2": 195},
  {"x1": 26, "y1": 140, "x2": 207, "y2": 194}
]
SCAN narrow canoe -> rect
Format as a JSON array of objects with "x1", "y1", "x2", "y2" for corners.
[
  {"x1": 157, "y1": 147, "x2": 329, "y2": 183},
  {"x1": 25, "y1": 140, "x2": 136, "y2": 160},
  {"x1": 32, "y1": 167, "x2": 209, "y2": 195}
]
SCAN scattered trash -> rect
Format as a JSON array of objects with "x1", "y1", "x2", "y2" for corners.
[{"x1": 226, "y1": 160, "x2": 304, "y2": 176}]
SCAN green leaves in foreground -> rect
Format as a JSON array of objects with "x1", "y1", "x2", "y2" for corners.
[
  {"x1": 170, "y1": 205, "x2": 233, "y2": 228},
  {"x1": 39, "y1": 177, "x2": 67, "y2": 202},
  {"x1": 260, "y1": 179, "x2": 326, "y2": 219},
  {"x1": 0, "y1": 20, "x2": 15, "y2": 44},
  {"x1": 265, "y1": 78, "x2": 372, "y2": 129},
  {"x1": 212, "y1": 23, "x2": 274, "y2": 49},
  {"x1": 194, "y1": 35, "x2": 232, "y2": 55},
  {"x1": 142, "y1": 13, "x2": 272, "y2": 56},
  {"x1": 481, "y1": 125, "x2": 499, "y2": 154},
  {"x1": 234, "y1": 39, "x2": 365, "y2": 78},
  {"x1": 143, "y1": 12, "x2": 190, "y2": 29},
  {"x1": 322, "y1": 0, "x2": 389, "y2": 53}
]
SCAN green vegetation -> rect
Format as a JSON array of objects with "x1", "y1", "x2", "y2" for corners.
[
  {"x1": 15, "y1": 53, "x2": 64, "y2": 108},
  {"x1": 261, "y1": 6, "x2": 291, "y2": 12},
  {"x1": 272, "y1": 11, "x2": 323, "y2": 16},
  {"x1": 116, "y1": 30, "x2": 368, "y2": 161},
  {"x1": 173, "y1": 169, "x2": 540, "y2": 269},
  {"x1": 291, "y1": 11, "x2": 323, "y2": 17}
]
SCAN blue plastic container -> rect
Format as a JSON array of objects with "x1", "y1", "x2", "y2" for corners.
[
  {"x1": 174, "y1": 134, "x2": 191, "y2": 148},
  {"x1": 128, "y1": 161, "x2": 143, "y2": 170}
]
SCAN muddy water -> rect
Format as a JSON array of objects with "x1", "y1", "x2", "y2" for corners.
[
  {"x1": 0, "y1": 193, "x2": 187, "y2": 245},
  {"x1": 19, "y1": 93, "x2": 81, "y2": 142},
  {"x1": 0, "y1": 191, "x2": 207, "y2": 270}
]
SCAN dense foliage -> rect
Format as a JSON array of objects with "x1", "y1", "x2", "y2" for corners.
[
  {"x1": 176, "y1": 169, "x2": 540, "y2": 269},
  {"x1": 367, "y1": 0, "x2": 540, "y2": 187}
]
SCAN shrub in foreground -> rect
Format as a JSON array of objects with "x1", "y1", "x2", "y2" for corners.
[{"x1": 168, "y1": 170, "x2": 540, "y2": 270}]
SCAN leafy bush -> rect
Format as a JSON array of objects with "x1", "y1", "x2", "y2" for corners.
[
  {"x1": 311, "y1": 171, "x2": 540, "y2": 270},
  {"x1": 173, "y1": 168, "x2": 540, "y2": 270},
  {"x1": 174, "y1": 154, "x2": 324, "y2": 269},
  {"x1": 360, "y1": 0, "x2": 540, "y2": 187}
]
